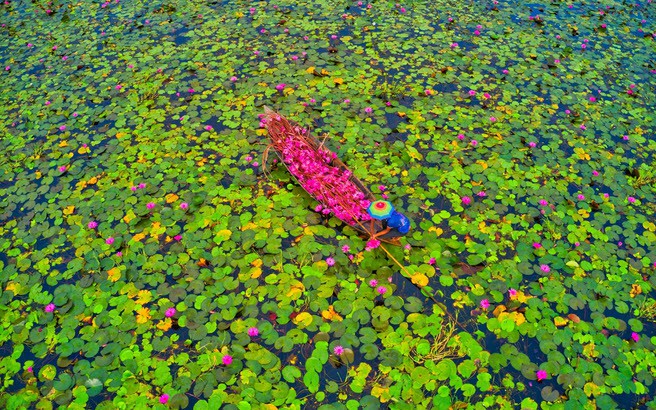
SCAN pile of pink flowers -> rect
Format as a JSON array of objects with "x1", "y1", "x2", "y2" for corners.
[{"x1": 262, "y1": 109, "x2": 372, "y2": 226}]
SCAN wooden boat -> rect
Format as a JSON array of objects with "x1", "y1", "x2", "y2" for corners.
[{"x1": 261, "y1": 107, "x2": 408, "y2": 246}]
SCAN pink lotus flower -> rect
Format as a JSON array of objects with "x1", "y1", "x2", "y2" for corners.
[
  {"x1": 480, "y1": 299, "x2": 490, "y2": 309},
  {"x1": 577, "y1": 194, "x2": 585, "y2": 201},
  {"x1": 428, "y1": 257, "x2": 436, "y2": 265},
  {"x1": 138, "y1": 183, "x2": 146, "y2": 189},
  {"x1": 275, "y1": 83, "x2": 286, "y2": 91},
  {"x1": 159, "y1": 394, "x2": 169, "y2": 404},
  {"x1": 165, "y1": 308, "x2": 176, "y2": 317},
  {"x1": 366, "y1": 238, "x2": 381, "y2": 250},
  {"x1": 115, "y1": 85, "x2": 122, "y2": 90},
  {"x1": 326, "y1": 257, "x2": 335, "y2": 266},
  {"x1": 457, "y1": 134, "x2": 465, "y2": 140},
  {"x1": 450, "y1": 42, "x2": 459, "y2": 48},
  {"x1": 364, "y1": 107, "x2": 373, "y2": 114},
  {"x1": 539, "y1": 199, "x2": 548, "y2": 206},
  {"x1": 628, "y1": 197, "x2": 636, "y2": 203},
  {"x1": 508, "y1": 288, "x2": 517, "y2": 297},
  {"x1": 88, "y1": 221, "x2": 98, "y2": 229},
  {"x1": 248, "y1": 327, "x2": 259, "y2": 337},
  {"x1": 461, "y1": 196, "x2": 471, "y2": 205},
  {"x1": 59, "y1": 125, "x2": 66, "y2": 131},
  {"x1": 471, "y1": 140, "x2": 478, "y2": 147},
  {"x1": 106, "y1": 237, "x2": 115, "y2": 245},
  {"x1": 369, "y1": 279, "x2": 378, "y2": 287},
  {"x1": 536, "y1": 370, "x2": 547, "y2": 381},
  {"x1": 533, "y1": 242, "x2": 541, "y2": 249},
  {"x1": 147, "y1": 202, "x2": 155, "y2": 210},
  {"x1": 180, "y1": 202, "x2": 189, "y2": 210},
  {"x1": 341, "y1": 245, "x2": 350, "y2": 253},
  {"x1": 528, "y1": 141, "x2": 537, "y2": 148},
  {"x1": 222, "y1": 355, "x2": 233, "y2": 365},
  {"x1": 489, "y1": 116, "x2": 497, "y2": 122},
  {"x1": 45, "y1": 303, "x2": 56, "y2": 313},
  {"x1": 333, "y1": 345, "x2": 344, "y2": 355},
  {"x1": 173, "y1": 235, "x2": 182, "y2": 241},
  {"x1": 540, "y1": 264, "x2": 550, "y2": 273},
  {"x1": 376, "y1": 286, "x2": 387, "y2": 295}
]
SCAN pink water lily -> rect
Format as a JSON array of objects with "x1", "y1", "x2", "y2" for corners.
[
  {"x1": 222, "y1": 355, "x2": 233, "y2": 365},
  {"x1": 366, "y1": 238, "x2": 381, "y2": 250}
]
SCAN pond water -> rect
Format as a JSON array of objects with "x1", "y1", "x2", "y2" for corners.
[{"x1": 0, "y1": 0, "x2": 655, "y2": 409}]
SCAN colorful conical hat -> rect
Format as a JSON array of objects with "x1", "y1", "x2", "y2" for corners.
[{"x1": 368, "y1": 200, "x2": 394, "y2": 219}]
